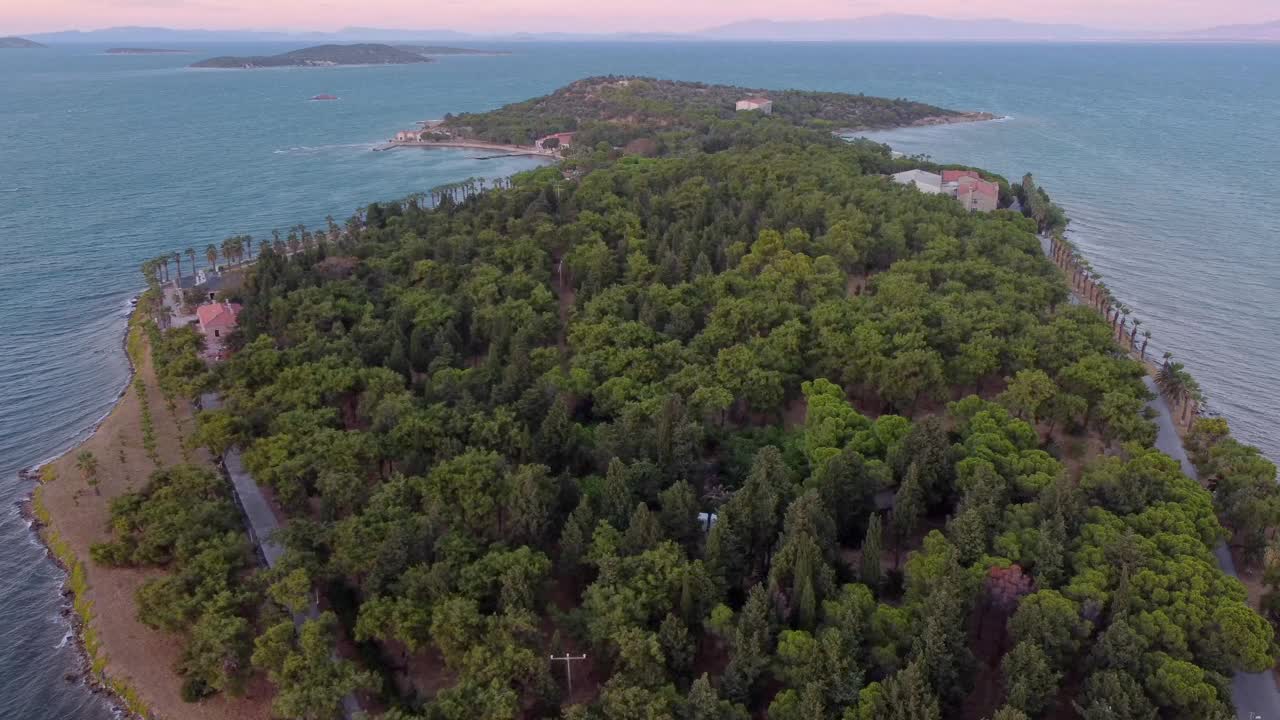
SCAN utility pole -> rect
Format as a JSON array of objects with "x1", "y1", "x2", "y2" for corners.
[{"x1": 549, "y1": 653, "x2": 587, "y2": 697}]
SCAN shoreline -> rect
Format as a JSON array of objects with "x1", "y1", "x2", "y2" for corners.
[
  {"x1": 19, "y1": 301, "x2": 272, "y2": 720},
  {"x1": 377, "y1": 139, "x2": 560, "y2": 157},
  {"x1": 17, "y1": 303, "x2": 145, "y2": 720},
  {"x1": 840, "y1": 111, "x2": 1005, "y2": 135}
]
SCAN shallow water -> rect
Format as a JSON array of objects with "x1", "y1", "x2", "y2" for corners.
[{"x1": 1, "y1": 41, "x2": 1276, "y2": 718}]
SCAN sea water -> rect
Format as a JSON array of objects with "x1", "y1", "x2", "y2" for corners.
[{"x1": 1, "y1": 41, "x2": 1277, "y2": 718}]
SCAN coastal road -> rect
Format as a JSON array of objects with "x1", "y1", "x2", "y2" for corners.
[
  {"x1": 1143, "y1": 377, "x2": 1280, "y2": 720},
  {"x1": 199, "y1": 393, "x2": 361, "y2": 720}
]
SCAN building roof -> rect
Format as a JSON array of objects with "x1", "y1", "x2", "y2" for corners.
[
  {"x1": 942, "y1": 169, "x2": 981, "y2": 183},
  {"x1": 891, "y1": 169, "x2": 944, "y2": 194},
  {"x1": 739, "y1": 96, "x2": 771, "y2": 103},
  {"x1": 953, "y1": 177, "x2": 999, "y2": 199},
  {"x1": 197, "y1": 302, "x2": 241, "y2": 330}
]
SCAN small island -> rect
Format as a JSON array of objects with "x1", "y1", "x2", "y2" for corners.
[
  {"x1": 0, "y1": 36, "x2": 46, "y2": 48},
  {"x1": 106, "y1": 47, "x2": 191, "y2": 55},
  {"x1": 191, "y1": 43, "x2": 433, "y2": 69}
]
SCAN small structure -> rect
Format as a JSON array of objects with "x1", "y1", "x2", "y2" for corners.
[
  {"x1": 891, "y1": 169, "x2": 944, "y2": 194},
  {"x1": 197, "y1": 301, "x2": 241, "y2": 339},
  {"x1": 892, "y1": 168, "x2": 1000, "y2": 212},
  {"x1": 735, "y1": 97, "x2": 773, "y2": 114},
  {"x1": 536, "y1": 132, "x2": 576, "y2": 150},
  {"x1": 394, "y1": 130, "x2": 421, "y2": 143}
]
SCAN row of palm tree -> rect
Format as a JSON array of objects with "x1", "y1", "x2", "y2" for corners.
[
  {"x1": 1048, "y1": 234, "x2": 1153, "y2": 361},
  {"x1": 1048, "y1": 233, "x2": 1201, "y2": 428},
  {"x1": 1155, "y1": 352, "x2": 1205, "y2": 429}
]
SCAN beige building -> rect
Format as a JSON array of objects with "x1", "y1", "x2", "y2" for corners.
[{"x1": 735, "y1": 97, "x2": 773, "y2": 114}]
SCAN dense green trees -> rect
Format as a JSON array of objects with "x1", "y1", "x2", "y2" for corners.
[{"x1": 160, "y1": 83, "x2": 1278, "y2": 719}]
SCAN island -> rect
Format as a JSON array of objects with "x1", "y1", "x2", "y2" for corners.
[
  {"x1": 190, "y1": 43, "x2": 434, "y2": 69},
  {"x1": 0, "y1": 36, "x2": 46, "y2": 48},
  {"x1": 438, "y1": 75, "x2": 995, "y2": 146},
  {"x1": 393, "y1": 45, "x2": 511, "y2": 56},
  {"x1": 35, "y1": 76, "x2": 1280, "y2": 720},
  {"x1": 106, "y1": 47, "x2": 191, "y2": 54}
]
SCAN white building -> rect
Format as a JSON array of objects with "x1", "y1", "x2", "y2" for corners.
[
  {"x1": 891, "y1": 169, "x2": 944, "y2": 194},
  {"x1": 735, "y1": 97, "x2": 773, "y2": 114}
]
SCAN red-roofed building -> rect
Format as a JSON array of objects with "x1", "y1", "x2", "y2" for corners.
[
  {"x1": 197, "y1": 302, "x2": 241, "y2": 339},
  {"x1": 942, "y1": 169, "x2": 981, "y2": 183},
  {"x1": 536, "y1": 132, "x2": 576, "y2": 150},
  {"x1": 947, "y1": 175, "x2": 1000, "y2": 212}
]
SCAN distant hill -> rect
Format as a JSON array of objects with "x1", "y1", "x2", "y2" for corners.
[
  {"x1": 699, "y1": 14, "x2": 1112, "y2": 41},
  {"x1": 0, "y1": 36, "x2": 46, "y2": 48},
  {"x1": 393, "y1": 45, "x2": 511, "y2": 56},
  {"x1": 1177, "y1": 19, "x2": 1280, "y2": 42},
  {"x1": 191, "y1": 43, "x2": 435, "y2": 69},
  {"x1": 443, "y1": 75, "x2": 990, "y2": 145}
]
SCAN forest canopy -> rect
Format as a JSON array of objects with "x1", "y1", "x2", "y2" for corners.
[
  {"x1": 133, "y1": 80, "x2": 1277, "y2": 720},
  {"x1": 442, "y1": 75, "x2": 982, "y2": 145}
]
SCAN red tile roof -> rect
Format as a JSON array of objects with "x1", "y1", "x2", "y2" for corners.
[
  {"x1": 197, "y1": 302, "x2": 241, "y2": 331},
  {"x1": 942, "y1": 169, "x2": 981, "y2": 183}
]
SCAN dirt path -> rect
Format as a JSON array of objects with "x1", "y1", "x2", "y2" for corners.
[{"x1": 36, "y1": 328, "x2": 273, "y2": 720}]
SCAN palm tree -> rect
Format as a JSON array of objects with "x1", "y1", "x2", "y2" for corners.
[
  {"x1": 1117, "y1": 305, "x2": 1131, "y2": 341},
  {"x1": 1129, "y1": 318, "x2": 1142, "y2": 350},
  {"x1": 159, "y1": 255, "x2": 170, "y2": 283},
  {"x1": 1140, "y1": 330, "x2": 1152, "y2": 361},
  {"x1": 206, "y1": 243, "x2": 219, "y2": 270},
  {"x1": 185, "y1": 247, "x2": 196, "y2": 274},
  {"x1": 75, "y1": 450, "x2": 100, "y2": 495},
  {"x1": 172, "y1": 251, "x2": 182, "y2": 285}
]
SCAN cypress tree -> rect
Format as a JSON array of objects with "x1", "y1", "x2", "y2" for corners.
[{"x1": 860, "y1": 513, "x2": 883, "y2": 590}]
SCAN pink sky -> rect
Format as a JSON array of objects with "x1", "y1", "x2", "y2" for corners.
[{"x1": 5, "y1": 0, "x2": 1276, "y2": 34}]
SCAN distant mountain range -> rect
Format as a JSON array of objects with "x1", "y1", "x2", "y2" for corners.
[
  {"x1": 18, "y1": 16, "x2": 1280, "y2": 44},
  {"x1": 699, "y1": 15, "x2": 1113, "y2": 41},
  {"x1": 1177, "y1": 19, "x2": 1280, "y2": 42}
]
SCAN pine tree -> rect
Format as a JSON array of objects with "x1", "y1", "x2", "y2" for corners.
[
  {"x1": 891, "y1": 462, "x2": 925, "y2": 565},
  {"x1": 1002, "y1": 641, "x2": 1062, "y2": 718},
  {"x1": 659, "y1": 480, "x2": 701, "y2": 549},
  {"x1": 721, "y1": 585, "x2": 772, "y2": 705},
  {"x1": 558, "y1": 501, "x2": 594, "y2": 572},
  {"x1": 658, "y1": 613, "x2": 695, "y2": 680},
  {"x1": 601, "y1": 458, "x2": 634, "y2": 529},
  {"x1": 860, "y1": 513, "x2": 883, "y2": 590},
  {"x1": 871, "y1": 660, "x2": 941, "y2": 720},
  {"x1": 915, "y1": 555, "x2": 975, "y2": 711},
  {"x1": 623, "y1": 502, "x2": 662, "y2": 555},
  {"x1": 536, "y1": 396, "x2": 574, "y2": 469}
]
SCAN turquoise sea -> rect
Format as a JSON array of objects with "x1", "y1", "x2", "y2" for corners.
[{"x1": 1, "y1": 41, "x2": 1277, "y2": 718}]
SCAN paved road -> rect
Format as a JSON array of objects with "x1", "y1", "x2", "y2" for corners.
[
  {"x1": 199, "y1": 393, "x2": 361, "y2": 719},
  {"x1": 1144, "y1": 377, "x2": 1280, "y2": 720}
]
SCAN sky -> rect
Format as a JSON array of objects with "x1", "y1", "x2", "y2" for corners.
[{"x1": 2, "y1": 0, "x2": 1276, "y2": 35}]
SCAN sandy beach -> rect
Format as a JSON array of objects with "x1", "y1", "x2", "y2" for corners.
[{"x1": 29, "y1": 317, "x2": 272, "y2": 720}]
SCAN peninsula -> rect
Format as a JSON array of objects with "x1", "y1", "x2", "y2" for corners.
[
  {"x1": 38, "y1": 76, "x2": 1279, "y2": 720},
  {"x1": 106, "y1": 47, "x2": 190, "y2": 54},
  {"x1": 0, "y1": 36, "x2": 46, "y2": 48},
  {"x1": 191, "y1": 43, "x2": 433, "y2": 69}
]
